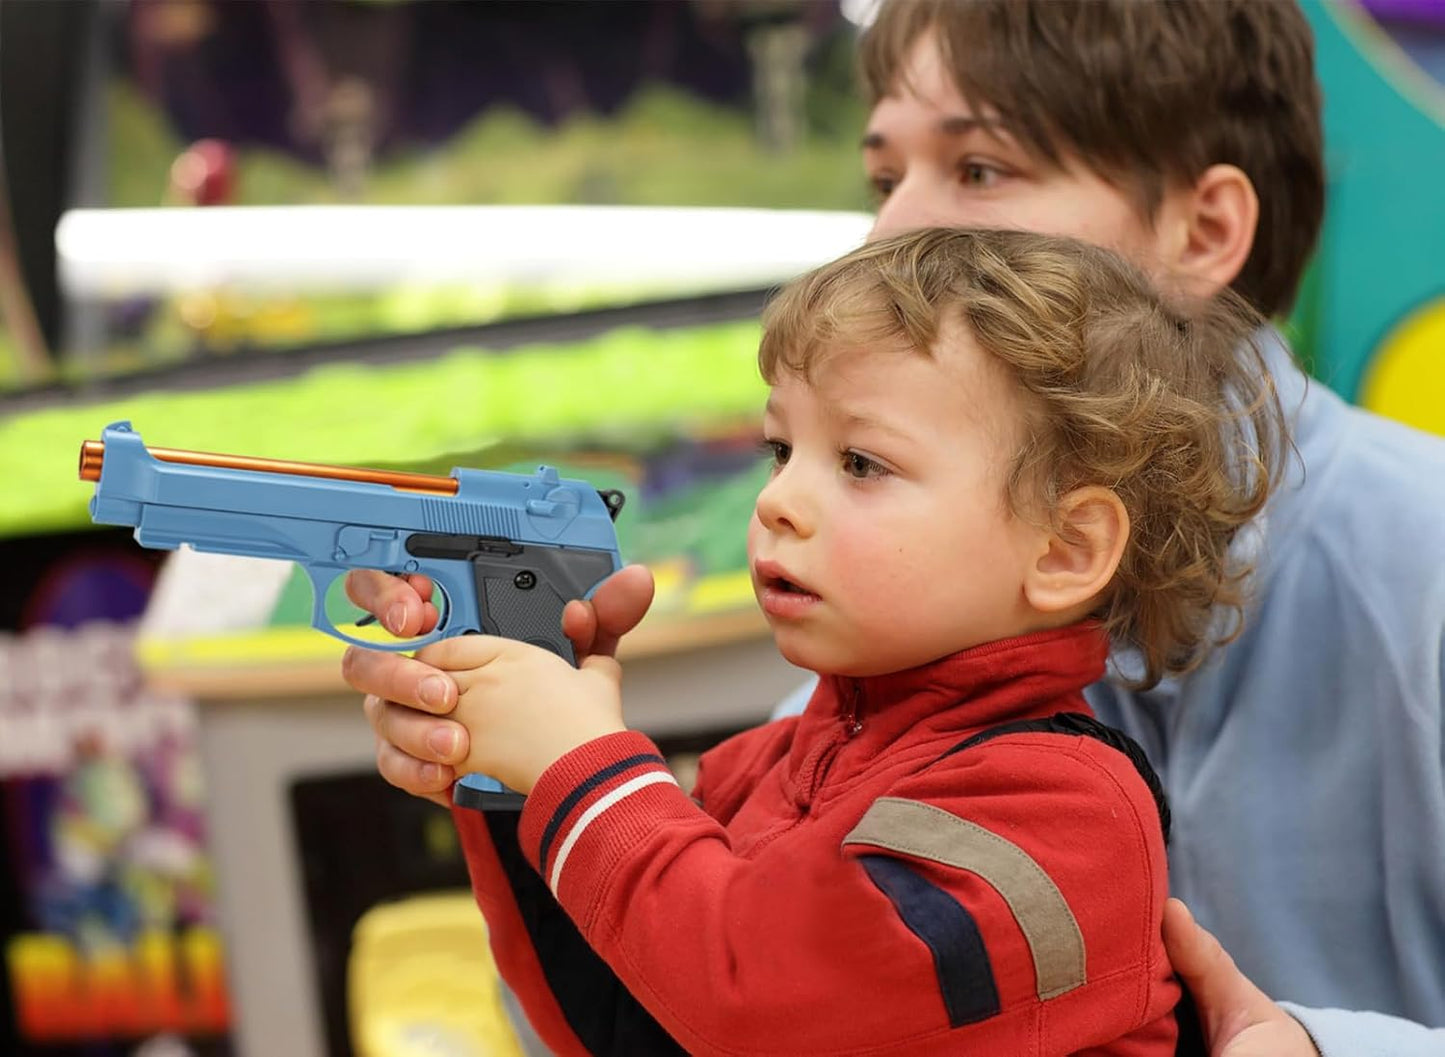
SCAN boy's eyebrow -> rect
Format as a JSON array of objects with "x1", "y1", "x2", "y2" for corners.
[
  {"x1": 764, "y1": 393, "x2": 917, "y2": 443},
  {"x1": 835, "y1": 408, "x2": 919, "y2": 444},
  {"x1": 860, "y1": 115, "x2": 1010, "y2": 150}
]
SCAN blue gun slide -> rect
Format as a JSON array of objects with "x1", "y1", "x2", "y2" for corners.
[{"x1": 79, "y1": 421, "x2": 626, "y2": 811}]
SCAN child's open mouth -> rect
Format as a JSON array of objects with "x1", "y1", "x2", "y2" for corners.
[{"x1": 756, "y1": 566, "x2": 821, "y2": 618}]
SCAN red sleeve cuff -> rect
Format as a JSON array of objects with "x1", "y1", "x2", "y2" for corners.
[{"x1": 517, "y1": 730, "x2": 687, "y2": 909}]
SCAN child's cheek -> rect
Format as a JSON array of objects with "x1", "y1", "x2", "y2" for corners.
[{"x1": 824, "y1": 519, "x2": 897, "y2": 607}]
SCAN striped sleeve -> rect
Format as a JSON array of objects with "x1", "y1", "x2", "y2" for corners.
[{"x1": 518, "y1": 731, "x2": 694, "y2": 907}]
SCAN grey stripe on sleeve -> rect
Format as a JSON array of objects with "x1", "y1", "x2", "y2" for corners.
[{"x1": 844, "y1": 796, "x2": 1086, "y2": 999}]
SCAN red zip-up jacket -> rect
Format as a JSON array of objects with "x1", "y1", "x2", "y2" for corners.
[{"x1": 452, "y1": 623, "x2": 1180, "y2": 1055}]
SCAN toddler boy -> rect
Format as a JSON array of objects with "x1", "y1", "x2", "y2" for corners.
[{"x1": 421, "y1": 227, "x2": 1286, "y2": 1056}]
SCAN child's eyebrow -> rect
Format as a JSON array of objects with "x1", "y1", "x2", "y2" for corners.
[{"x1": 835, "y1": 409, "x2": 918, "y2": 444}]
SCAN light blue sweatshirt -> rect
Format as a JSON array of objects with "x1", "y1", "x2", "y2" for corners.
[{"x1": 772, "y1": 333, "x2": 1445, "y2": 1054}]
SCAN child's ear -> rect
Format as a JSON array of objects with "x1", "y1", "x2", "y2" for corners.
[
  {"x1": 1023, "y1": 487, "x2": 1129, "y2": 615},
  {"x1": 1167, "y1": 163, "x2": 1259, "y2": 302}
]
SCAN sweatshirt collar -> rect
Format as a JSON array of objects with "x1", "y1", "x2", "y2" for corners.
[{"x1": 802, "y1": 622, "x2": 1109, "y2": 750}]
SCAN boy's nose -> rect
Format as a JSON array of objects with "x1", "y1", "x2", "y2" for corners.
[
  {"x1": 870, "y1": 174, "x2": 961, "y2": 241},
  {"x1": 755, "y1": 467, "x2": 814, "y2": 538}
]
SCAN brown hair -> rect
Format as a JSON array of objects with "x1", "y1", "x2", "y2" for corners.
[
  {"x1": 759, "y1": 227, "x2": 1288, "y2": 688},
  {"x1": 858, "y1": 0, "x2": 1325, "y2": 319}
]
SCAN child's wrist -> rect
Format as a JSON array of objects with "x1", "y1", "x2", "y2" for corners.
[
  {"x1": 467, "y1": 720, "x2": 629, "y2": 795},
  {"x1": 528, "y1": 720, "x2": 629, "y2": 788}
]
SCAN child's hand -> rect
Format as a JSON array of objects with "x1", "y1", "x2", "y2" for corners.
[
  {"x1": 341, "y1": 565, "x2": 653, "y2": 805},
  {"x1": 414, "y1": 635, "x2": 626, "y2": 794}
]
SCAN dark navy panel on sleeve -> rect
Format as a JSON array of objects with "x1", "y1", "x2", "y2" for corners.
[{"x1": 860, "y1": 854, "x2": 1002, "y2": 1028}]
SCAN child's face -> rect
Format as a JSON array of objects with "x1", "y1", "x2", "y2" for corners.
[
  {"x1": 862, "y1": 33, "x2": 1177, "y2": 287},
  {"x1": 748, "y1": 323, "x2": 1050, "y2": 677}
]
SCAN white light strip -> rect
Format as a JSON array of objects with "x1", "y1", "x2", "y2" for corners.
[{"x1": 55, "y1": 204, "x2": 874, "y2": 297}]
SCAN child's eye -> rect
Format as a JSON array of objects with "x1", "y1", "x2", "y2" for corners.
[
  {"x1": 761, "y1": 438, "x2": 791, "y2": 468},
  {"x1": 841, "y1": 450, "x2": 888, "y2": 479}
]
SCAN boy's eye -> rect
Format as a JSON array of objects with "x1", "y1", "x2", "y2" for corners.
[
  {"x1": 868, "y1": 173, "x2": 898, "y2": 200},
  {"x1": 960, "y1": 161, "x2": 1002, "y2": 188},
  {"x1": 841, "y1": 450, "x2": 888, "y2": 479},
  {"x1": 762, "y1": 439, "x2": 791, "y2": 467}
]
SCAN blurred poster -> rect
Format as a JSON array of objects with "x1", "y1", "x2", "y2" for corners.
[{"x1": 0, "y1": 623, "x2": 232, "y2": 1056}]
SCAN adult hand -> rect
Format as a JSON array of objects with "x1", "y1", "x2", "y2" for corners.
[
  {"x1": 341, "y1": 565, "x2": 655, "y2": 805},
  {"x1": 1163, "y1": 898, "x2": 1320, "y2": 1057}
]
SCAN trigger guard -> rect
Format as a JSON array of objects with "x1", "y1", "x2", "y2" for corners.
[{"x1": 304, "y1": 566, "x2": 453, "y2": 653}]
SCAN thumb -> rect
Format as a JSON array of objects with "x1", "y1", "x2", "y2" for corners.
[{"x1": 1163, "y1": 898, "x2": 1275, "y2": 1046}]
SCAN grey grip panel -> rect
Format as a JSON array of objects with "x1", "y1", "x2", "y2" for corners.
[{"x1": 471, "y1": 546, "x2": 617, "y2": 666}]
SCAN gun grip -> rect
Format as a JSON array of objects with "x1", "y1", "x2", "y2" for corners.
[
  {"x1": 409, "y1": 537, "x2": 618, "y2": 813},
  {"x1": 453, "y1": 773, "x2": 526, "y2": 811}
]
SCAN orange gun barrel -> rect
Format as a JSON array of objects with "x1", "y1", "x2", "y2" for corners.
[{"x1": 78, "y1": 438, "x2": 460, "y2": 497}]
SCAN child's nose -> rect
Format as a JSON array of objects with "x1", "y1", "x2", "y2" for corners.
[{"x1": 755, "y1": 467, "x2": 813, "y2": 538}]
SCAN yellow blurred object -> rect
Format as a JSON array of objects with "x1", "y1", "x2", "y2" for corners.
[
  {"x1": 348, "y1": 890, "x2": 527, "y2": 1057},
  {"x1": 1360, "y1": 296, "x2": 1445, "y2": 437}
]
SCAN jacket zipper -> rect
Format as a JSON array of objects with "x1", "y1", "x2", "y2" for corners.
[
  {"x1": 792, "y1": 680, "x2": 867, "y2": 816},
  {"x1": 841, "y1": 679, "x2": 864, "y2": 737}
]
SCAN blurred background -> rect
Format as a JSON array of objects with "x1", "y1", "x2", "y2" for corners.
[{"x1": 0, "y1": 2, "x2": 1440, "y2": 1056}]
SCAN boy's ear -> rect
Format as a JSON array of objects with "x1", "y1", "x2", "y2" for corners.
[
  {"x1": 1168, "y1": 163, "x2": 1259, "y2": 302},
  {"x1": 1022, "y1": 486, "x2": 1129, "y2": 615}
]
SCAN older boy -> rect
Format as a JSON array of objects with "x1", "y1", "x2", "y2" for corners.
[{"x1": 346, "y1": 2, "x2": 1445, "y2": 1054}]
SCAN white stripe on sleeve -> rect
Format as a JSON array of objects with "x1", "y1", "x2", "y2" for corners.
[{"x1": 548, "y1": 771, "x2": 679, "y2": 895}]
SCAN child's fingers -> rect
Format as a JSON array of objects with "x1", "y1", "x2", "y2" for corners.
[{"x1": 414, "y1": 634, "x2": 520, "y2": 675}]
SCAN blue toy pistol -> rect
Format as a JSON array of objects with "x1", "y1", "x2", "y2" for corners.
[{"x1": 79, "y1": 420, "x2": 626, "y2": 811}]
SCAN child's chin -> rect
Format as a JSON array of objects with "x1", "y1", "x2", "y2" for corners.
[
  {"x1": 771, "y1": 632, "x2": 831, "y2": 673},
  {"x1": 772, "y1": 634, "x2": 870, "y2": 677}
]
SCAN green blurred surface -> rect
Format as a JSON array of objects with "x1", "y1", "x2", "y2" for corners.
[{"x1": 4, "y1": 319, "x2": 766, "y2": 539}]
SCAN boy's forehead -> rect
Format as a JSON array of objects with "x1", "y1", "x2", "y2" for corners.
[
  {"x1": 866, "y1": 29, "x2": 1070, "y2": 173},
  {"x1": 764, "y1": 344, "x2": 1027, "y2": 467},
  {"x1": 869, "y1": 35, "x2": 1006, "y2": 137},
  {"x1": 770, "y1": 326, "x2": 1017, "y2": 422}
]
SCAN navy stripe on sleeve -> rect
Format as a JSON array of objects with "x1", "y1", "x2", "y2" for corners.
[
  {"x1": 860, "y1": 854, "x2": 1002, "y2": 1028},
  {"x1": 536, "y1": 752, "x2": 669, "y2": 871}
]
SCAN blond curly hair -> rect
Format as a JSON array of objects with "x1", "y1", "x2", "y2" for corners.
[{"x1": 758, "y1": 228, "x2": 1289, "y2": 688}]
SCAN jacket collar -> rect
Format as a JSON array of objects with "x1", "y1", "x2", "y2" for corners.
[{"x1": 796, "y1": 622, "x2": 1109, "y2": 759}]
